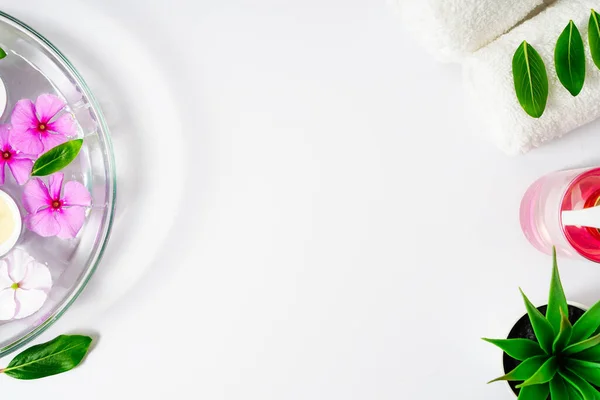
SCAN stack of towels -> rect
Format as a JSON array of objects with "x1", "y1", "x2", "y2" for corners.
[{"x1": 398, "y1": 0, "x2": 600, "y2": 155}]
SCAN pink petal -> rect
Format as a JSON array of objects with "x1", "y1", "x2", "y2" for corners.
[
  {"x1": 14, "y1": 288, "x2": 47, "y2": 319},
  {"x1": 55, "y1": 206, "x2": 86, "y2": 239},
  {"x1": 11, "y1": 99, "x2": 38, "y2": 133},
  {"x1": 49, "y1": 173, "x2": 64, "y2": 200},
  {"x1": 47, "y1": 114, "x2": 76, "y2": 137},
  {"x1": 0, "y1": 260, "x2": 13, "y2": 290},
  {"x1": 20, "y1": 261, "x2": 51, "y2": 290},
  {"x1": 0, "y1": 162, "x2": 6, "y2": 186},
  {"x1": 63, "y1": 181, "x2": 91, "y2": 207},
  {"x1": 0, "y1": 125, "x2": 9, "y2": 147},
  {"x1": 10, "y1": 128, "x2": 44, "y2": 155},
  {"x1": 7, "y1": 157, "x2": 32, "y2": 185},
  {"x1": 23, "y1": 178, "x2": 51, "y2": 213},
  {"x1": 8, "y1": 248, "x2": 35, "y2": 283},
  {"x1": 0, "y1": 289, "x2": 16, "y2": 320},
  {"x1": 25, "y1": 209, "x2": 60, "y2": 237},
  {"x1": 40, "y1": 132, "x2": 68, "y2": 152},
  {"x1": 35, "y1": 94, "x2": 65, "y2": 123}
]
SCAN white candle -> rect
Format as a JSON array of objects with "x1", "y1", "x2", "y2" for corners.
[{"x1": 0, "y1": 190, "x2": 21, "y2": 257}]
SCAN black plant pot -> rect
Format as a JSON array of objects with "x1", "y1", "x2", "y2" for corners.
[{"x1": 503, "y1": 303, "x2": 587, "y2": 397}]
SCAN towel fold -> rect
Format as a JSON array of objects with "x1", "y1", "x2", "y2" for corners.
[
  {"x1": 463, "y1": 0, "x2": 600, "y2": 155},
  {"x1": 397, "y1": 0, "x2": 549, "y2": 62}
]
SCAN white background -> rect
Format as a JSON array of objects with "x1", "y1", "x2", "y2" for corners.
[{"x1": 2, "y1": 0, "x2": 600, "y2": 399}]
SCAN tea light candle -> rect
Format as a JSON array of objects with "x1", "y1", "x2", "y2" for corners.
[{"x1": 0, "y1": 190, "x2": 21, "y2": 257}]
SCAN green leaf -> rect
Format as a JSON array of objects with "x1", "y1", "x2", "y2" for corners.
[
  {"x1": 554, "y1": 309, "x2": 573, "y2": 353},
  {"x1": 560, "y1": 369, "x2": 600, "y2": 400},
  {"x1": 520, "y1": 288, "x2": 555, "y2": 353},
  {"x1": 589, "y1": 9, "x2": 600, "y2": 70},
  {"x1": 1, "y1": 335, "x2": 92, "y2": 380},
  {"x1": 0, "y1": 47, "x2": 7, "y2": 60},
  {"x1": 512, "y1": 40, "x2": 549, "y2": 118},
  {"x1": 555, "y1": 20, "x2": 586, "y2": 96},
  {"x1": 547, "y1": 247, "x2": 569, "y2": 335},
  {"x1": 550, "y1": 375, "x2": 570, "y2": 400},
  {"x1": 565, "y1": 332, "x2": 600, "y2": 356},
  {"x1": 566, "y1": 382, "x2": 584, "y2": 400},
  {"x1": 482, "y1": 338, "x2": 545, "y2": 361},
  {"x1": 517, "y1": 382, "x2": 550, "y2": 400},
  {"x1": 566, "y1": 359, "x2": 600, "y2": 387},
  {"x1": 574, "y1": 345, "x2": 600, "y2": 362},
  {"x1": 31, "y1": 139, "x2": 83, "y2": 177},
  {"x1": 571, "y1": 300, "x2": 600, "y2": 344},
  {"x1": 516, "y1": 356, "x2": 558, "y2": 388},
  {"x1": 487, "y1": 355, "x2": 548, "y2": 383}
]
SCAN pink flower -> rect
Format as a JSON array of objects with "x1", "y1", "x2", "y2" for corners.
[
  {"x1": 23, "y1": 173, "x2": 91, "y2": 238},
  {"x1": 10, "y1": 94, "x2": 76, "y2": 155},
  {"x1": 0, "y1": 125, "x2": 34, "y2": 185}
]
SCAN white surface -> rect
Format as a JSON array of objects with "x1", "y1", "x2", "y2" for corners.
[
  {"x1": 3, "y1": 1, "x2": 600, "y2": 399},
  {"x1": 398, "y1": 0, "x2": 546, "y2": 62}
]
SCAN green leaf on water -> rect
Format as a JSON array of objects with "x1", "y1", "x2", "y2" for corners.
[
  {"x1": 1, "y1": 335, "x2": 92, "y2": 380},
  {"x1": 31, "y1": 139, "x2": 83, "y2": 177},
  {"x1": 555, "y1": 20, "x2": 586, "y2": 96},
  {"x1": 512, "y1": 41, "x2": 549, "y2": 118},
  {"x1": 0, "y1": 47, "x2": 7, "y2": 60}
]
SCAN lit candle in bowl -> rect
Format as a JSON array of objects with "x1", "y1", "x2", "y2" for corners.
[{"x1": 0, "y1": 190, "x2": 21, "y2": 257}]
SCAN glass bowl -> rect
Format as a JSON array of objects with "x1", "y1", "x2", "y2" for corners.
[{"x1": 0, "y1": 11, "x2": 116, "y2": 356}]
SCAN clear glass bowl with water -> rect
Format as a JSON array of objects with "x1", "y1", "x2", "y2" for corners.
[{"x1": 0, "y1": 11, "x2": 116, "y2": 356}]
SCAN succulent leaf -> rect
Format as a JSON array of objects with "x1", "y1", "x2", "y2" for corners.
[
  {"x1": 560, "y1": 369, "x2": 600, "y2": 400},
  {"x1": 553, "y1": 308, "x2": 573, "y2": 353},
  {"x1": 516, "y1": 356, "x2": 558, "y2": 388},
  {"x1": 565, "y1": 332, "x2": 600, "y2": 356},
  {"x1": 566, "y1": 359, "x2": 600, "y2": 387},
  {"x1": 482, "y1": 338, "x2": 544, "y2": 361},
  {"x1": 571, "y1": 299, "x2": 600, "y2": 344},
  {"x1": 576, "y1": 346, "x2": 600, "y2": 362},
  {"x1": 520, "y1": 288, "x2": 555, "y2": 354},
  {"x1": 547, "y1": 247, "x2": 569, "y2": 334},
  {"x1": 487, "y1": 355, "x2": 548, "y2": 383},
  {"x1": 485, "y1": 253, "x2": 600, "y2": 399},
  {"x1": 516, "y1": 382, "x2": 550, "y2": 400},
  {"x1": 550, "y1": 375, "x2": 570, "y2": 400},
  {"x1": 565, "y1": 383, "x2": 584, "y2": 400}
]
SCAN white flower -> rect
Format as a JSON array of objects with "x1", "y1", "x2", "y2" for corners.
[{"x1": 0, "y1": 248, "x2": 51, "y2": 320}]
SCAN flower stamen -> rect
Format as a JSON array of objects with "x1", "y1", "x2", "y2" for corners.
[
  {"x1": 38, "y1": 123, "x2": 46, "y2": 131},
  {"x1": 51, "y1": 200, "x2": 61, "y2": 210},
  {"x1": 2, "y1": 151, "x2": 10, "y2": 160}
]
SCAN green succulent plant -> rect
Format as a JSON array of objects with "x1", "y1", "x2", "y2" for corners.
[{"x1": 484, "y1": 248, "x2": 600, "y2": 399}]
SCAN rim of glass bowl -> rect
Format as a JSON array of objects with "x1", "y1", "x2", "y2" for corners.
[{"x1": 0, "y1": 11, "x2": 116, "y2": 357}]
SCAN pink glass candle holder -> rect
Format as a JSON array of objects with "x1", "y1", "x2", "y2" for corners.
[{"x1": 520, "y1": 167, "x2": 600, "y2": 263}]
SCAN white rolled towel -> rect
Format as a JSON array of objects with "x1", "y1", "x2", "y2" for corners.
[
  {"x1": 397, "y1": 0, "x2": 550, "y2": 62},
  {"x1": 464, "y1": 0, "x2": 600, "y2": 155}
]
